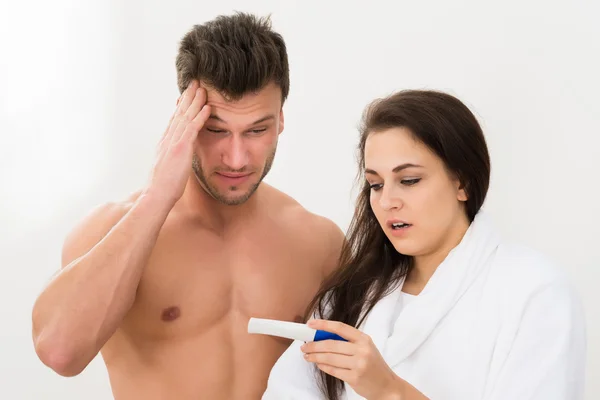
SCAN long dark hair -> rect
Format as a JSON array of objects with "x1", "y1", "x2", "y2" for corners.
[{"x1": 304, "y1": 90, "x2": 491, "y2": 400}]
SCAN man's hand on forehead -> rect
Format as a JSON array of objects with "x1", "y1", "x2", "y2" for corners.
[
  {"x1": 149, "y1": 79, "x2": 211, "y2": 205},
  {"x1": 177, "y1": 79, "x2": 207, "y2": 105}
]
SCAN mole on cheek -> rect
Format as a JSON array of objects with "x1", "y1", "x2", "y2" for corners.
[{"x1": 161, "y1": 306, "x2": 181, "y2": 322}]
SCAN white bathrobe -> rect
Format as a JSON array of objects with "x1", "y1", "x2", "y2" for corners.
[{"x1": 262, "y1": 212, "x2": 587, "y2": 399}]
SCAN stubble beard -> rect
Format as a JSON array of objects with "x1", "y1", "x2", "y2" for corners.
[{"x1": 191, "y1": 147, "x2": 276, "y2": 206}]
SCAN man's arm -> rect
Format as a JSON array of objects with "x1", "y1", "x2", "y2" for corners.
[
  {"x1": 318, "y1": 217, "x2": 347, "y2": 281},
  {"x1": 31, "y1": 80, "x2": 211, "y2": 377},
  {"x1": 31, "y1": 191, "x2": 173, "y2": 376}
]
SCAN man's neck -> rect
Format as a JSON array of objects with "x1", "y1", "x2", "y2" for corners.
[{"x1": 173, "y1": 175, "x2": 262, "y2": 234}]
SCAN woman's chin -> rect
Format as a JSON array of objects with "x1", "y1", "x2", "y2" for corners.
[{"x1": 388, "y1": 238, "x2": 420, "y2": 257}]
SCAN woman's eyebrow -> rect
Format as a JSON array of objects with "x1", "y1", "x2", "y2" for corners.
[{"x1": 364, "y1": 163, "x2": 424, "y2": 175}]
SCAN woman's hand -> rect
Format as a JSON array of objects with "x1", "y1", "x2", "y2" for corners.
[{"x1": 301, "y1": 319, "x2": 404, "y2": 400}]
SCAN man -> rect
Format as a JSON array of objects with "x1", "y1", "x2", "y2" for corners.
[{"x1": 32, "y1": 12, "x2": 345, "y2": 400}]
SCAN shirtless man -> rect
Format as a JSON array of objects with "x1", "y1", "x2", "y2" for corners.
[{"x1": 31, "y1": 13, "x2": 344, "y2": 399}]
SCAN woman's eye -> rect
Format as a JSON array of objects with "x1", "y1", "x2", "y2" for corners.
[
  {"x1": 369, "y1": 183, "x2": 383, "y2": 191},
  {"x1": 401, "y1": 178, "x2": 421, "y2": 186}
]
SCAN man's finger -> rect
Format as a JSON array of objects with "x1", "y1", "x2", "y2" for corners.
[
  {"x1": 184, "y1": 87, "x2": 207, "y2": 121},
  {"x1": 160, "y1": 82, "x2": 195, "y2": 146},
  {"x1": 159, "y1": 108, "x2": 179, "y2": 147},
  {"x1": 178, "y1": 104, "x2": 211, "y2": 144},
  {"x1": 177, "y1": 80, "x2": 198, "y2": 115}
]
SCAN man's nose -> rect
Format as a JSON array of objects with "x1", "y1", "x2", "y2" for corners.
[{"x1": 221, "y1": 135, "x2": 249, "y2": 170}]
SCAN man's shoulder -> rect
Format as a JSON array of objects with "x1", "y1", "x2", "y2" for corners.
[
  {"x1": 93, "y1": 190, "x2": 142, "y2": 217},
  {"x1": 263, "y1": 186, "x2": 345, "y2": 277},
  {"x1": 61, "y1": 190, "x2": 143, "y2": 267},
  {"x1": 266, "y1": 186, "x2": 343, "y2": 239},
  {"x1": 72, "y1": 190, "x2": 142, "y2": 233}
]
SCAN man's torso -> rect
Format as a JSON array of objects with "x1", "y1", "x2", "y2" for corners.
[{"x1": 101, "y1": 191, "x2": 337, "y2": 399}]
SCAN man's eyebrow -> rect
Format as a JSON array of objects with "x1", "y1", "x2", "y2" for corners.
[
  {"x1": 251, "y1": 115, "x2": 275, "y2": 125},
  {"x1": 208, "y1": 114, "x2": 225, "y2": 122},
  {"x1": 207, "y1": 114, "x2": 276, "y2": 125}
]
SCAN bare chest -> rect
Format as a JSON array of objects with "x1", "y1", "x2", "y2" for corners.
[{"x1": 121, "y1": 226, "x2": 323, "y2": 338}]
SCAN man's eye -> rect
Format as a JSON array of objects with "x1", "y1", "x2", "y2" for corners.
[
  {"x1": 250, "y1": 128, "x2": 267, "y2": 134},
  {"x1": 207, "y1": 128, "x2": 225, "y2": 133}
]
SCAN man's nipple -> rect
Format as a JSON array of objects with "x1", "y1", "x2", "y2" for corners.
[{"x1": 161, "y1": 306, "x2": 181, "y2": 322}]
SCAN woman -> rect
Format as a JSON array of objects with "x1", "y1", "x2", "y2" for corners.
[{"x1": 261, "y1": 90, "x2": 586, "y2": 399}]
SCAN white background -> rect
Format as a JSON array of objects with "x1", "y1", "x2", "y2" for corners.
[{"x1": 1, "y1": 0, "x2": 598, "y2": 398}]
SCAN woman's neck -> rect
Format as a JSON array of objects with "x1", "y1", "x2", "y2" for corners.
[{"x1": 403, "y1": 213, "x2": 470, "y2": 295}]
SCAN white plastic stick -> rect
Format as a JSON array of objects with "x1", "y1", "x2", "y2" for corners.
[{"x1": 248, "y1": 317, "x2": 316, "y2": 342}]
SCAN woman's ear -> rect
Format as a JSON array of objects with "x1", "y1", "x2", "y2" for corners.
[{"x1": 457, "y1": 181, "x2": 468, "y2": 202}]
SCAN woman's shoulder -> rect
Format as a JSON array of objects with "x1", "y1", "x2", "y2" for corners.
[
  {"x1": 487, "y1": 241, "x2": 586, "y2": 349},
  {"x1": 489, "y1": 240, "x2": 581, "y2": 308}
]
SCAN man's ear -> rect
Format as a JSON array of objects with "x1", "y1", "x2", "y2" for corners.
[{"x1": 278, "y1": 108, "x2": 285, "y2": 135}]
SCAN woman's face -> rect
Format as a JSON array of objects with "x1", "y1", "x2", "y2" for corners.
[{"x1": 364, "y1": 127, "x2": 469, "y2": 259}]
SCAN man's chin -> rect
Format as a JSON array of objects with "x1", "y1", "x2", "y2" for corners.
[
  {"x1": 209, "y1": 187, "x2": 256, "y2": 206},
  {"x1": 200, "y1": 173, "x2": 265, "y2": 205},
  {"x1": 219, "y1": 195, "x2": 251, "y2": 206}
]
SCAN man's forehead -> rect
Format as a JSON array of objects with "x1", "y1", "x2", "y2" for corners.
[
  {"x1": 202, "y1": 82, "x2": 281, "y2": 108},
  {"x1": 202, "y1": 84, "x2": 281, "y2": 124},
  {"x1": 207, "y1": 113, "x2": 276, "y2": 126}
]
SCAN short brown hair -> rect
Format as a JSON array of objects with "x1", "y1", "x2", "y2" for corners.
[{"x1": 175, "y1": 12, "x2": 290, "y2": 105}]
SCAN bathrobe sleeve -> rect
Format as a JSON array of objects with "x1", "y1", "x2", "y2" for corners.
[
  {"x1": 484, "y1": 280, "x2": 587, "y2": 400},
  {"x1": 262, "y1": 339, "x2": 324, "y2": 399}
]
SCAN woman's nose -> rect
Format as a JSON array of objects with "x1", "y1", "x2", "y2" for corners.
[{"x1": 378, "y1": 185, "x2": 403, "y2": 211}]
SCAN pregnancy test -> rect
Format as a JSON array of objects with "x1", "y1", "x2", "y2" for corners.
[{"x1": 248, "y1": 317, "x2": 347, "y2": 342}]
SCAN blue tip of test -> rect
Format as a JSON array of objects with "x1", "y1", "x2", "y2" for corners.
[{"x1": 314, "y1": 330, "x2": 348, "y2": 342}]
